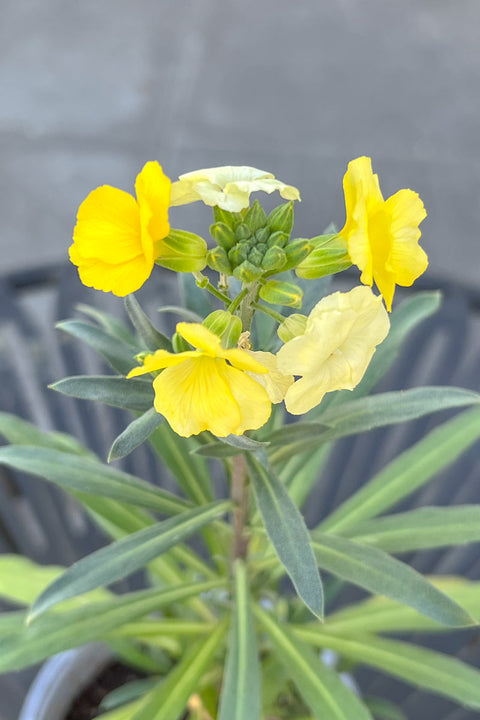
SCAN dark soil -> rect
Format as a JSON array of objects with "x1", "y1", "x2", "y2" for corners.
[{"x1": 64, "y1": 661, "x2": 145, "y2": 719}]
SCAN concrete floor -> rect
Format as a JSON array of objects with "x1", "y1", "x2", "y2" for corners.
[{"x1": 0, "y1": 0, "x2": 479, "y2": 290}]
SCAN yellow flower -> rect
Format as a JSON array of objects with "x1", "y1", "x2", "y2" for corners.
[
  {"x1": 127, "y1": 323, "x2": 272, "y2": 438},
  {"x1": 247, "y1": 350, "x2": 294, "y2": 404},
  {"x1": 276, "y1": 287, "x2": 390, "y2": 414},
  {"x1": 70, "y1": 162, "x2": 171, "y2": 296},
  {"x1": 339, "y1": 156, "x2": 428, "y2": 310},
  {"x1": 170, "y1": 165, "x2": 300, "y2": 212}
]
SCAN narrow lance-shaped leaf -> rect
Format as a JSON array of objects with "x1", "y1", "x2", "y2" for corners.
[
  {"x1": 219, "y1": 561, "x2": 261, "y2": 720},
  {"x1": 344, "y1": 505, "x2": 480, "y2": 553},
  {"x1": 124, "y1": 294, "x2": 172, "y2": 351},
  {"x1": 0, "y1": 445, "x2": 189, "y2": 516},
  {"x1": 56, "y1": 319, "x2": 138, "y2": 375},
  {"x1": 108, "y1": 408, "x2": 163, "y2": 462},
  {"x1": 318, "y1": 406, "x2": 480, "y2": 533},
  {"x1": 0, "y1": 412, "x2": 93, "y2": 457},
  {"x1": 0, "y1": 581, "x2": 222, "y2": 672},
  {"x1": 30, "y1": 500, "x2": 230, "y2": 620},
  {"x1": 311, "y1": 533, "x2": 472, "y2": 627},
  {"x1": 51, "y1": 376, "x2": 154, "y2": 412},
  {"x1": 294, "y1": 628, "x2": 480, "y2": 710},
  {"x1": 256, "y1": 607, "x2": 373, "y2": 720},
  {"x1": 326, "y1": 578, "x2": 480, "y2": 635},
  {"x1": 131, "y1": 620, "x2": 228, "y2": 720},
  {"x1": 268, "y1": 386, "x2": 480, "y2": 463},
  {"x1": 247, "y1": 451, "x2": 324, "y2": 619}
]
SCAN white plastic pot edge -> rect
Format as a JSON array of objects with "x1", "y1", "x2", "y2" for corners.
[{"x1": 18, "y1": 644, "x2": 113, "y2": 720}]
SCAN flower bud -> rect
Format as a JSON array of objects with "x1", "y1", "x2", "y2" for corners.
[
  {"x1": 277, "y1": 313, "x2": 308, "y2": 342},
  {"x1": 255, "y1": 227, "x2": 270, "y2": 244},
  {"x1": 210, "y1": 222, "x2": 236, "y2": 250},
  {"x1": 235, "y1": 223, "x2": 251, "y2": 241},
  {"x1": 261, "y1": 245, "x2": 287, "y2": 273},
  {"x1": 267, "y1": 231, "x2": 288, "y2": 249},
  {"x1": 295, "y1": 234, "x2": 352, "y2": 279},
  {"x1": 172, "y1": 331, "x2": 192, "y2": 353},
  {"x1": 244, "y1": 200, "x2": 267, "y2": 232},
  {"x1": 281, "y1": 239, "x2": 312, "y2": 271},
  {"x1": 213, "y1": 206, "x2": 242, "y2": 230},
  {"x1": 228, "y1": 242, "x2": 250, "y2": 266},
  {"x1": 259, "y1": 280, "x2": 303, "y2": 308},
  {"x1": 233, "y1": 260, "x2": 264, "y2": 283},
  {"x1": 248, "y1": 246, "x2": 264, "y2": 267},
  {"x1": 267, "y1": 201, "x2": 295, "y2": 235},
  {"x1": 155, "y1": 229, "x2": 207, "y2": 273},
  {"x1": 206, "y1": 246, "x2": 232, "y2": 274},
  {"x1": 203, "y1": 310, "x2": 242, "y2": 347}
]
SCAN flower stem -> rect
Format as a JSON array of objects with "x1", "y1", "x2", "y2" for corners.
[
  {"x1": 252, "y1": 302, "x2": 286, "y2": 324},
  {"x1": 231, "y1": 454, "x2": 249, "y2": 562},
  {"x1": 193, "y1": 272, "x2": 231, "y2": 305}
]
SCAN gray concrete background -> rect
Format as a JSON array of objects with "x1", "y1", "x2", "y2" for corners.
[{"x1": 0, "y1": 0, "x2": 479, "y2": 288}]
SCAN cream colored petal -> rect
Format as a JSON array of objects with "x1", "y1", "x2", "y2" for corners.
[
  {"x1": 247, "y1": 351, "x2": 294, "y2": 403},
  {"x1": 223, "y1": 364, "x2": 272, "y2": 434},
  {"x1": 153, "y1": 357, "x2": 242, "y2": 438}
]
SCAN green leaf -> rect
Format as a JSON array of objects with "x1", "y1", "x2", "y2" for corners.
[
  {"x1": 76, "y1": 303, "x2": 137, "y2": 345},
  {"x1": 218, "y1": 561, "x2": 261, "y2": 720},
  {"x1": 108, "y1": 408, "x2": 164, "y2": 462},
  {"x1": 149, "y1": 423, "x2": 213, "y2": 505},
  {"x1": 319, "y1": 406, "x2": 480, "y2": 533},
  {"x1": 311, "y1": 533, "x2": 472, "y2": 626},
  {"x1": 51, "y1": 375, "x2": 154, "y2": 412},
  {"x1": 0, "y1": 580, "x2": 221, "y2": 672},
  {"x1": 0, "y1": 445, "x2": 190, "y2": 515},
  {"x1": 345, "y1": 505, "x2": 480, "y2": 553},
  {"x1": 29, "y1": 501, "x2": 230, "y2": 620},
  {"x1": 0, "y1": 412, "x2": 93, "y2": 457},
  {"x1": 294, "y1": 628, "x2": 480, "y2": 710},
  {"x1": 124, "y1": 294, "x2": 172, "y2": 351},
  {"x1": 131, "y1": 620, "x2": 227, "y2": 720},
  {"x1": 256, "y1": 608, "x2": 373, "y2": 720},
  {"x1": 268, "y1": 386, "x2": 480, "y2": 463},
  {"x1": 156, "y1": 305, "x2": 203, "y2": 322},
  {"x1": 326, "y1": 577, "x2": 480, "y2": 634},
  {"x1": 0, "y1": 555, "x2": 64, "y2": 606},
  {"x1": 363, "y1": 697, "x2": 407, "y2": 720},
  {"x1": 192, "y1": 442, "x2": 242, "y2": 458},
  {"x1": 56, "y1": 319, "x2": 138, "y2": 375},
  {"x1": 247, "y1": 452, "x2": 323, "y2": 618}
]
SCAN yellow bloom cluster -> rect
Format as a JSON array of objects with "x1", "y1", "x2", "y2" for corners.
[{"x1": 128, "y1": 287, "x2": 389, "y2": 437}]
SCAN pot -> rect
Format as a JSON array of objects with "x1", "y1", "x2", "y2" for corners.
[{"x1": 18, "y1": 644, "x2": 112, "y2": 720}]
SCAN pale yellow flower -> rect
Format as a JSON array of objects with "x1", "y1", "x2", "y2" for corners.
[
  {"x1": 170, "y1": 165, "x2": 300, "y2": 212},
  {"x1": 247, "y1": 351, "x2": 294, "y2": 404},
  {"x1": 339, "y1": 156, "x2": 428, "y2": 310},
  {"x1": 276, "y1": 287, "x2": 390, "y2": 414},
  {"x1": 70, "y1": 162, "x2": 171, "y2": 296},
  {"x1": 127, "y1": 323, "x2": 272, "y2": 438}
]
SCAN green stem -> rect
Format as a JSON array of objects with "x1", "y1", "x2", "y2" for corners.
[
  {"x1": 239, "y1": 282, "x2": 261, "y2": 331},
  {"x1": 231, "y1": 454, "x2": 249, "y2": 562},
  {"x1": 227, "y1": 286, "x2": 249, "y2": 315},
  {"x1": 252, "y1": 302, "x2": 286, "y2": 324},
  {"x1": 193, "y1": 272, "x2": 231, "y2": 305}
]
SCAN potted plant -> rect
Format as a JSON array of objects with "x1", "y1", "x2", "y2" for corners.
[{"x1": 2, "y1": 157, "x2": 480, "y2": 719}]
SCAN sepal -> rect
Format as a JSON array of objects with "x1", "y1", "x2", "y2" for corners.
[
  {"x1": 259, "y1": 280, "x2": 303, "y2": 308},
  {"x1": 277, "y1": 313, "x2": 308, "y2": 342},
  {"x1": 156, "y1": 229, "x2": 207, "y2": 272},
  {"x1": 295, "y1": 234, "x2": 352, "y2": 279},
  {"x1": 203, "y1": 310, "x2": 242, "y2": 347}
]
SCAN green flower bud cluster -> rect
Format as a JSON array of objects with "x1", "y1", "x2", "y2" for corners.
[{"x1": 206, "y1": 201, "x2": 310, "y2": 283}]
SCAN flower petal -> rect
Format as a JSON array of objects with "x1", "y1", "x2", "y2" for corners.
[
  {"x1": 247, "y1": 351, "x2": 294, "y2": 403},
  {"x1": 222, "y1": 364, "x2": 272, "y2": 434},
  {"x1": 71, "y1": 254, "x2": 151, "y2": 296},
  {"x1": 176, "y1": 323, "x2": 223, "y2": 355},
  {"x1": 135, "y1": 161, "x2": 171, "y2": 264},
  {"x1": 152, "y1": 357, "x2": 242, "y2": 437},
  {"x1": 72, "y1": 185, "x2": 141, "y2": 264}
]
